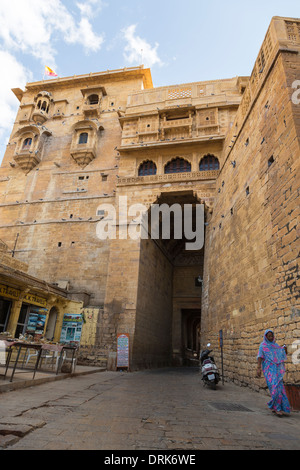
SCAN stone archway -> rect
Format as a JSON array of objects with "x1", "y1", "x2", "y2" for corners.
[
  {"x1": 132, "y1": 190, "x2": 207, "y2": 369},
  {"x1": 102, "y1": 189, "x2": 209, "y2": 370}
]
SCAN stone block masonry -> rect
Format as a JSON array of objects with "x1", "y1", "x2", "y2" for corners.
[
  {"x1": 0, "y1": 19, "x2": 299, "y2": 380},
  {"x1": 201, "y1": 17, "x2": 300, "y2": 387}
]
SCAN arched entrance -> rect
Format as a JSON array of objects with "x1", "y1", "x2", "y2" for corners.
[
  {"x1": 45, "y1": 307, "x2": 58, "y2": 341},
  {"x1": 132, "y1": 190, "x2": 207, "y2": 368}
]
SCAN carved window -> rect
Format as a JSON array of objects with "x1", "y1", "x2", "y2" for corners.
[
  {"x1": 88, "y1": 94, "x2": 99, "y2": 105},
  {"x1": 78, "y1": 132, "x2": 88, "y2": 144},
  {"x1": 199, "y1": 155, "x2": 220, "y2": 171},
  {"x1": 164, "y1": 158, "x2": 191, "y2": 174},
  {"x1": 33, "y1": 91, "x2": 52, "y2": 121},
  {"x1": 138, "y1": 160, "x2": 157, "y2": 176},
  {"x1": 22, "y1": 137, "x2": 32, "y2": 150}
]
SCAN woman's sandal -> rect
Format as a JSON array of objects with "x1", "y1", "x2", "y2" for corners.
[{"x1": 271, "y1": 409, "x2": 283, "y2": 416}]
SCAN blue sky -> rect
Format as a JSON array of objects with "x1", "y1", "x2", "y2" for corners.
[{"x1": 0, "y1": 0, "x2": 299, "y2": 163}]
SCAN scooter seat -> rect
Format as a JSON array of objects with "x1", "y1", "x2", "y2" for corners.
[{"x1": 202, "y1": 359, "x2": 212, "y2": 365}]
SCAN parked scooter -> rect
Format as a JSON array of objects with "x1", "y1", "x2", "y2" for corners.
[{"x1": 200, "y1": 343, "x2": 220, "y2": 390}]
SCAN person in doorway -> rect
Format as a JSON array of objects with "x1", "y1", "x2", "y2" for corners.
[{"x1": 256, "y1": 329, "x2": 291, "y2": 416}]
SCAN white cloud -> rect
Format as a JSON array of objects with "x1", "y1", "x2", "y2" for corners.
[
  {"x1": 68, "y1": 16, "x2": 104, "y2": 53},
  {"x1": 0, "y1": 0, "x2": 105, "y2": 163},
  {"x1": 122, "y1": 24, "x2": 163, "y2": 68},
  {"x1": 0, "y1": 0, "x2": 104, "y2": 68},
  {"x1": 0, "y1": 50, "x2": 32, "y2": 158},
  {"x1": 76, "y1": 0, "x2": 105, "y2": 19}
]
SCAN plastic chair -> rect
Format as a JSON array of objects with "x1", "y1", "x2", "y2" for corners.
[
  {"x1": 43, "y1": 351, "x2": 76, "y2": 373},
  {"x1": 42, "y1": 350, "x2": 62, "y2": 371},
  {"x1": 25, "y1": 349, "x2": 54, "y2": 368},
  {"x1": 25, "y1": 350, "x2": 39, "y2": 366},
  {"x1": 61, "y1": 353, "x2": 77, "y2": 372}
]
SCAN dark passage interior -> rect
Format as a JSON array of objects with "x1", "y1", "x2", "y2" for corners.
[
  {"x1": 181, "y1": 308, "x2": 201, "y2": 365},
  {"x1": 132, "y1": 191, "x2": 205, "y2": 369}
]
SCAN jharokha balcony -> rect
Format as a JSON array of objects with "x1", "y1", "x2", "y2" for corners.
[
  {"x1": 70, "y1": 142, "x2": 96, "y2": 168},
  {"x1": 13, "y1": 148, "x2": 41, "y2": 173},
  {"x1": 117, "y1": 169, "x2": 220, "y2": 187},
  {"x1": 118, "y1": 78, "x2": 243, "y2": 150}
]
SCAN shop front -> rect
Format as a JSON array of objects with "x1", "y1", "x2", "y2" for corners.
[
  {"x1": 0, "y1": 283, "x2": 51, "y2": 341},
  {"x1": 15, "y1": 304, "x2": 48, "y2": 340},
  {"x1": 0, "y1": 298, "x2": 12, "y2": 333},
  {"x1": 0, "y1": 243, "x2": 87, "y2": 381},
  {"x1": 0, "y1": 274, "x2": 85, "y2": 382},
  {"x1": 0, "y1": 283, "x2": 20, "y2": 334},
  {"x1": 0, "y1": 260, "x2": 83, "y2": 345}
]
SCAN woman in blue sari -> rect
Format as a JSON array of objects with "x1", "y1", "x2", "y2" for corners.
[{"x1": 256, "y1": 329, "x2": 291, "y2": 416}]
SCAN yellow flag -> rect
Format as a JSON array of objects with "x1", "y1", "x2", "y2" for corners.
[{"x1": 45, "y1": 66, "x2": 57, "y2": 77}]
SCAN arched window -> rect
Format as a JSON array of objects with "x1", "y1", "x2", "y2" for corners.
[
  {"x1": 22, "y1": 137, "x2": 32, "y2": 149},
  {"x1": 164, "y1": 157, "x2": 191, "y2": 174},
  {"x1": 41, "y1": 101, "x2": 47, "y2": 112},
  {"x1": 88, "y1": 94, "x2": 99, "y2": 105},
  {"x1": 138, "y1": 160, "x2": 157, "y2": 176},
  {"x1": 37, "y1": 100, "x2": 42, "y2": 109},
  {"x1": 199, "y1": 154, "x2": 220, "y2": 171},
  {"x1": 78, "y1": 132, "x2": 88, "y2": 144}
]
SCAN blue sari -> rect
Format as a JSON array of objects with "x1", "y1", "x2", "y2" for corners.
[{"x1": 257, "y1": 329, "x2": 291, "y2": 414}]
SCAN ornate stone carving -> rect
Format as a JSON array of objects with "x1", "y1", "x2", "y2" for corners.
[
  {"x1": 12, "y1": 124, "x2": 52, "y2": 173},
  {"x1": 70, "y1": 120, "x2": 103, "y2": 168}
]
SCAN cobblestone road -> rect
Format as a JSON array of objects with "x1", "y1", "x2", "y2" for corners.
[{"x1": 0, "y1": 368, "x2": 299, "y2": 451}]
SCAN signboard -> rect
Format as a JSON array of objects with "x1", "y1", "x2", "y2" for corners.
[
  {"x1": 60, "y1": 314, "x2": 83, "y2": 346},
  {"x1": 26, "y1": 307, "x2": 48, "y2": 340},
  {"x1": 219, "y1": 329, "x2": 223, "y2": 348},
  {"x1": 23, "y1": 293, "x2": 47, "y2": 308},
  {"x1": 0, "y1": 283, "x2": 20, "y2": 301},
  {"x1": 117, "y1": 333, "x2": 130, "y2": 370},
  {"x1": 0, "y1": 284, "x2": 47, "y2": 307}
]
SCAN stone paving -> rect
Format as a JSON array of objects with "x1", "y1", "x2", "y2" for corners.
[{"x1": 0, "y1": 367, "x2": 299, "y2": 451}]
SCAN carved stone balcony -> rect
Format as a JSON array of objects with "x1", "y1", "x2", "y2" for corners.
[
  {"x1": 31, "y1": 109, "x2": 48, "y2": 124},
  {"x1": 13, "y1": 150, "x2": 41, "y2": 173},
  {"x1": 160, "y1": 115, "x2": 193, "y2": 139},
  {"x1": 117, "y1": 170, "x2": 220, "y2": 186},
  {"x1": 82, "y1": 103, "x2": 100, "y2": 119},
  {"x1": 162, "y1": 116, "x2": 193, "y2": 129},
  {"x1": 70, "y1": 143, "x2": 96, "y2": 168},
  {"x1": 12, "y1": 125, "x2": 51, "y2": 173}
]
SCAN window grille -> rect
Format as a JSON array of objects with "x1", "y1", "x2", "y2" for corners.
[
  {"x1": 199, "y1": 155, "x2": 219, "y2": 171},
  {"x1": 78, "y1": 132, "x2": 88, "y2": 144},
  {"x1": 22, "y1": 138, "x2": 32, "y2": 149},
  {"x1": 138, "y1": 161, "x2": 157, "y2": 176},
  {"x1": 88, "y1": 94, "x2": 99, "y2": 105},
  {"x1": 164, "y1": 158, "x2": 191, "y2": 174},
  {"x1": 167, "y1": 88, "x2": 192, "y2": 99}
]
